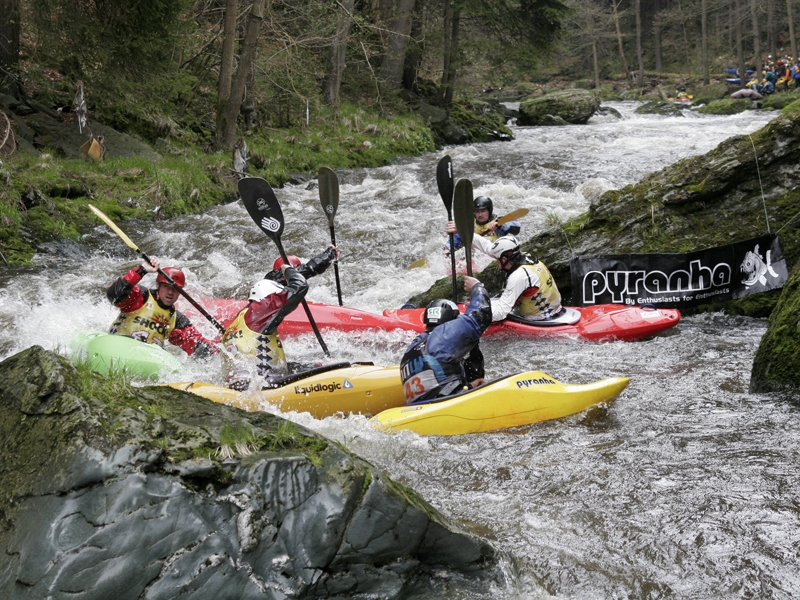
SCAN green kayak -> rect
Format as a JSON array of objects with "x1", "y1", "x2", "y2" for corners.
[{"x1": 70, "y1": 330, "x2": 184, "y2": 380}]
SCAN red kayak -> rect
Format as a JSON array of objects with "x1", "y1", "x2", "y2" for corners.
[
  {"x1": 184, "y1": 298, "x2": 418, "y2": 335},
  {"x1": 382, "y1": 304, "x2": 681, "y2": 342},
  {"x1": 184, "y1": 298, "x2": 680, "y2": 342}
]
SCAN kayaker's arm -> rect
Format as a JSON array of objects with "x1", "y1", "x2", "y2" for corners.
[
  {"x1": 490, "y1": 267, "x2": 540, "y2": 322},
  {"x1": 106, "y1": 264, "x2": 148, "y2": 309},
  {"x1": 263, "y1": 246, "x2": 338, "y2": 281},
  {"x1": 169, "y1": 311, "x2": 219, "y2": 358},
  {"x1": 261, "y1": 267, "x2": 309, "y2": 335}
]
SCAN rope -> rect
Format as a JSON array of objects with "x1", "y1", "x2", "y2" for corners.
[{"x1": 748, "y1": 133, "x2": 770, "y2": 233}]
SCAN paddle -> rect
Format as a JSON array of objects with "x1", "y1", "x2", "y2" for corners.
[
  {"x1": 487, "y1": 208, "x2": 529, "y2": 233},
  {"x1": 318, "y1": 166, "x2": 343, "y2": 306},
  {"x1": 88, "y1": 203, "x2": 226, "y2": 334},
  {"x1": 453, "y1": 179, "x2": 475, "y2": 277},
  {"x1": 238, "y1": 177, "x2": 331, "y2": 357},
  {"x1": 436, "y1": 155, "x2": 458, "y2": 301}
]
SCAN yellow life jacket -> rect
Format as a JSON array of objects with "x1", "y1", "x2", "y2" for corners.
[
  {"x1": 221, "y1": 308, "x2": 287, "y2": 383},
  {"x1": 513, "y1": 262, "x2": 562, "y2": 319},
  {"x1": 475, "y1": 219, "x2": 500, "y2": 243},
  {"x1": 109, "y1": 292, "x2": 176, "y2": 347}
]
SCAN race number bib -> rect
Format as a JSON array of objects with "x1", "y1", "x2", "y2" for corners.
[{"x1": 404, "y1": 370, "x2": 439, "y2": 402}]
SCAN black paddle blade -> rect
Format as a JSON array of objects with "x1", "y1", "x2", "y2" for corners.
[
  {"x1": 436, "y1": 155, "x2": 454, "y2": 216},
  {"x1": 454, "y1": 178, "x2": 475, "y2": 276},
  {"x1": 318, "y1": 167, "x2": 339, "y2": 225},
  {"x1": 238, "y1": 177, "x2": 284, "y2": 241}
]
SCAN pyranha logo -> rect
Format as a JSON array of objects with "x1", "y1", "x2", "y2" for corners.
[
  {"x1": 256, "y1": 197, "x2": 268, "y2": 211},
  {"x1": 582, "y1": 259, "x2": 732, "y2": 304},
  {"x1": 516, "y1": 377, "x2": 556, "y2": 388},
  {"x1": 261, "y1": 216, "x2": 280, "y2": 232},
  {"x1": 740, "y1": 244, "x2": 779, "y2": 287}
]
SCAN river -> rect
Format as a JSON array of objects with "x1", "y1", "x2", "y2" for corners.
[{"x1": 1, "y1": 103, "x2": 797, "y2": 599}]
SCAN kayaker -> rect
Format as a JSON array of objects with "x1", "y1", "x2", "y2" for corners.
[
  {"x1": 263, "y1": 245, "x2": 339, "y2": 282},
  {"x1": 462, "y1": 233, "x2": 563, "y2": 322},
  {"x1": 107, "y1": 258, "x2": 218, "y2": 358},
  {"x1": 449, "y1": 196, "x2": 521, "y2": 251},
  {"x1": 400, "y1": 281, "x2": 492, "y2": 403},
  {"x1": 221, "y1": 263, "x2": 309, "y2": 391}
]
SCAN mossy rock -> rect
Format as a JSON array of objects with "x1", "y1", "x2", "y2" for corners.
[{"x1": 694, "y1": 98, "x2": 752, "y2": 114}]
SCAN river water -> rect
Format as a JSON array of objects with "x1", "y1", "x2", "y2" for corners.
[{"x1": 1, "y1": 103, "x2": 797, "y2": 599}]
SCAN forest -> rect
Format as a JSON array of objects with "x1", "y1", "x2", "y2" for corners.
[
  {"x1": 0, "y1": 0, "x2": 799, "y2": 265},
  {"x1": 1, "y1": 0, "x2": 798, "y2": 139}
]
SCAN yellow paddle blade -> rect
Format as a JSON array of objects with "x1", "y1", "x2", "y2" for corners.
[
  {"x1": 88, "y1": 204, "x2": 140, "y2": 253},
  {"x1": 496, "y1": 208, "x2": 529, "y2": 226},
  {"x1": 409, "y1": 258, "x2": 429, "y2": 269}
]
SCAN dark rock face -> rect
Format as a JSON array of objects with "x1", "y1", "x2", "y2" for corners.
[
  {"x1": 750, "y1": 258, "x2": 800, "y2": 392},
  {"x1": 0, "y1": 347, "x2": 501, "y2": 599},
  {"x1": 517, "y1": 89, "x2": 600, "y2": 126}
]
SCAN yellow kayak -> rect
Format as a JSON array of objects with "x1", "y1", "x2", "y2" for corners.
[
  {"x1": 370, "y1": 371, "x2": 630, "y2": 436},
  {"x1": 166, "y1": 362, "x2": 405, "y2": 419}
]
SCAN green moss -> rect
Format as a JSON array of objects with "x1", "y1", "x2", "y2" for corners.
[{"x1": 694, "y1": 99, "x2": 752, "y2": 115}]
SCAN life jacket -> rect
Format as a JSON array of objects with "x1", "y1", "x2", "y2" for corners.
[
  {"x1": 221, "y1": 308, "x2": 287, "y2": 384},
  {"x1": 109, "y1": 291, "x2": 176, "y2": 346},
  {"x1": 475, "y1": 217, "x2": 500, "y2": 242},
  {"x1": 400, "y1": 332, "x2": 464, "y2": 403},
  {"x1": 512, "y1": 261, "x2": 562, "y2": 320}
]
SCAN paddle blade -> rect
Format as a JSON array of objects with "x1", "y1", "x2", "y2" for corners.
[
  {"x1": 497, "y1": 208, "x2": 529, "y2": 227},
  {"x1": 88, "y1": 204, "x2": 141, "y2": 253},
  {"x1": 436, "y1": 155, "x2": 454, "y2": 216},
  {"x1": 454, "y1": 179, "x2": 474, "y2": 276},
  {"x1": 318, "y1": 167, "x2": 339, "y2": 225},
  {"x1": 238, "y1": 177, "x2": 284, "y2": 241}
]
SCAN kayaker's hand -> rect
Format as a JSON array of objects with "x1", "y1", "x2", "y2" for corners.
[
  {"x1": 463, "y1": 276, "x2": 481, "y2": 292},
  {"x1": 469, "y1": 378, "x2": 486, "y2": 388},
  {"x1": 143, "y1": 257, "x2": 160, "y2": 273},
  {"x1": 330, "y1": 244, "x2": 340, "y2": 260},
  {"x1": 445, "y1": 221, "x2": 457, "y2": 235}
]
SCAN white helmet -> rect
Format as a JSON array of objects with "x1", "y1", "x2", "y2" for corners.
[
  {"x1": 249, "y1": 279, "x2": 284, "y2": 302},
  {"x1": 488, "y1": 234, "x2": 520, "y2": 259}
]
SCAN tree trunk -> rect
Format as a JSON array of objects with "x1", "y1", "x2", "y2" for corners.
[
  {"x1": 437, "y1": 0, "x2": 454, "y2": 104},
  {"x1": 380, "y1": 0, "x2": 417, "y2": 91},
  {"x1": 438, "y1": 0, "x2": 461, "y2": 106},
  {"x1": 218, "y1": 0, "x2": 239, "y2": 105},
  {"x1": 653, "y1": 0, "x2": 663, "y2": 72},
  {"x1": 325, "y1": 0, "x2": 355, "y2": 110},
  {"x1": 592, "y1": 39, "x2": 600, "y2": 89},
  {"x1": 402, "y1": 0, "x2": 424, "y2": 91},
  {"x1": 0, "y1": 0, "x2": 21, "y2": 96},
  {"x1": 701, "y1": 0, "x2": 709, "y2": 84},
  {"x1": 751, "y1": 0, "x2": 762, "y2": 78},
  {"x1": 788, "y1": 0, "x2": 798, "y2": 64},
  {"x1": 611, "y1": 0, "x2": 630, "y2": 80},
  {"x1": 635, "y1": 0, "x2": 644, "y2": 85},
  {"x1": 216, "y1": 0, "x2": 265, "y2": 151},
  {"x1": 736, "y1": 0, "x2": 747, "y2": 86}
]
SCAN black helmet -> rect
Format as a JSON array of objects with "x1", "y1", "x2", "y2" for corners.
[
  {"x1": 474, "y1": 196, "x2": 493, "y2": 224},
  {"x1": 424, "y1": 299, "x2": 460, "y2": 328}
]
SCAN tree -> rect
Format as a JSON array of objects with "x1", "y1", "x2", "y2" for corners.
[
  {"x1": 611, "y1": 0, "x2": 631, "y2": 80},
  {"x1": 325, "y1": 0, "x2": 356, "y2": 109},
  {"x1": 216, "y1": 0, "x2": 265, "y2": 151},
  {"x1": 0, "y1": 0, "x2": 20, "y2": 96},
  {"x1": 379, "y1": 0, "x2": 418, "y2": 91}
]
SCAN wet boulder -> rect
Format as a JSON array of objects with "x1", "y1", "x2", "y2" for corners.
[
  {"x1": 635, "y1": 100, "x2": 687, "y2": 116},
  {"x1": 0, "y1": 346, "x2": 502, "y2": 599},
  {"x1": 517, "y1": 89, "x2": 600, "y2": 126},
  {"x1": 750, "y1": 257, "x2": 800, "y2": 393}
]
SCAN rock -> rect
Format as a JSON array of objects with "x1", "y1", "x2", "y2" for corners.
[
  {"x1": 750, "y1": 257, "x2": 800, "y2": 392},
  {"x1": 594, "y1": 105, "x2": 623, "y2": 119},
  {"x1": 415, "y1": 102, "x2": 448, "y2": 127},
  {"x1": 517, "y1": 89, "x2": 600, "y2": 126},
  {"x1": 0, "y1": 347, "x2": 503, "y2": 599},
  {"x1": 635, "y1": 100, "x2": 686, "y2": 116}
]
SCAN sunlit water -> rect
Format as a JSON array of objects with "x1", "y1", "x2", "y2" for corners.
[{"x1": 2, "y1": 103, "x2": 797, "y2": 598}]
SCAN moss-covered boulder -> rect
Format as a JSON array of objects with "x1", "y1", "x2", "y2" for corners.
[
  {"x1": 695, "y1": 98, "x2": 754, "y2": 115},
  {"x1": 635, "y1": 100, "x2": 687, "y2": 116},
  {"x1": 0, "y1": 346, "x2": 502, "y2": 599},
  {"x1": 408, "y1": 114, "x2": 800, "y2": 317},
  {"x1": 518, "y1": 89, "x2": 600, "y2": 126},
  {"x1": 750, "y1": 258, "x2": 800, "y2": 392}
]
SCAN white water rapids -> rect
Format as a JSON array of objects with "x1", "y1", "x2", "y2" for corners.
[{"x1": 2, "y1": 103, "x2": 798, "y2": 599}]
